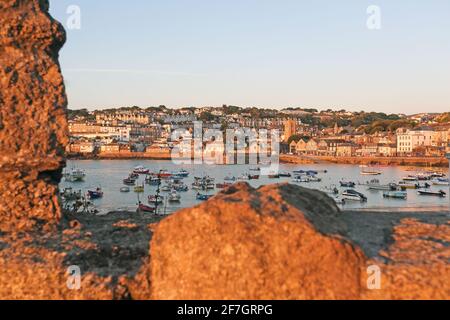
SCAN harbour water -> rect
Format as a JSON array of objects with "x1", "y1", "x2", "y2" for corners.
[{"x1": 60, "y1": 160, "x2": 450, "y2": 214}]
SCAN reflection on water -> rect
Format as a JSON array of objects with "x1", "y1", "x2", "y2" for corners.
[{"x1": 60, "y1": 160, "x2": 450, "y2": 214}]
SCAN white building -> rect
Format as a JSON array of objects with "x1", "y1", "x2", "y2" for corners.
[{"x1": 397, "y1": 128, "x2": 435, "y2": 155}]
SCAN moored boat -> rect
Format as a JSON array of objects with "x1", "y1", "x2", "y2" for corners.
[
  {"x1": 171, "y1": 169, "x2": 189, "y2": 178},
  {"x1": 216, "y1": 182, "x2": 233, "y2": 189},
  {"x1": 65, "y1": 168, "x2": 86, "y2": 182},
  {"x1": 366, "y1": 179, "x2": 397, "y2": 191},
  {"x1": 173, "y1": 184, "x2": 189, "y2": 192},
  {"x1": 168, "y1": 191, "x2": 181, "y2": 202},
  {"x1": 120, "y1": 186, "x2": 131, "y2": 193},
  {"x1": 279, "y1": 172, "x2": 292, "y2": 178},
  {"x1": 196, "y1": 193, "x2": 213, "y2": 201},
  {"x1": 123, "y1": 178, "x2": 136, "y2": 186},
  {"x1": 148, "y1": 195, "x2": 164, "y2": 204},
  {"x1": 292, "y1": 176, "x2": 310, "y2": 183},
  {"x1": 134, "y1": 184, "x2": 145, "y2": 193},
  {"x1": 417, "y1": 190, "x2": 446, "y2": 197},
  {"x1": 340, "y1": 181, "x2": 356, "y2": 188},
  {"x1": 432, "y1": 178, "x2": 449, "y2": 186},
  {"x1": 342, "y1": 189, "x2": 367, "y2": 202},
  {"x1": 145, "y1": 176, "x2": 161, "y2": 186},
  {"x1": 360, "y1": 165, "x2": 382, "y2": 176},
  {"x1": 60, "y1": 187, "x2": 82, "y2": 201},
  {"x1": 137, "y1": 203, "x2": 155, "y2": 213},
  {"x1": 133, "y1": 166, "x2": 150, "y2": 175},
  {"x1": 88, "y1": 187, "x2": 104, "y2": 199},
  {"x1": 383, "y1": 191, "x2": 407, "y2": 199}
]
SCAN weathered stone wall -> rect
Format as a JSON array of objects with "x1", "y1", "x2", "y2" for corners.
[{"x1": 0, "y1": 0, "x2": 68, "y2": 232}]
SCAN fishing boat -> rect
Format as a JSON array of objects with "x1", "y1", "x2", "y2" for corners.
[
  {"x1": 171, "y1": 169, "x2": 189, "y2": 178},
  {"x1": 60, "y1": 187, "x2": 82, "y2": 201},
  {"x1": 279, "y1": 172, "x2": 292, "y2": 178},
  {"x1": 120, "y1": 186, "x2": 130, "y2": 193},
  {"x1": 342, "y1": 189, "x2": 367, "y2": 202},
  {"x1": 148, "y1": 195, "x2": 164, "y2": 204},
  {"x1": 123, "y1": 178, "x2": 136, "y2": 186},
  {"x1": 161, "y1": 184, "x2": 172, "y2": 192},
  {"x1": 65, "y1": 168, "x2": 86, "y2": 182},
  {"x1": 134, "y1": 184, "x2": 145, "y2": 193},
  {"x1": 360, "y1": 165, "x2": 382, "y2": 176},
  {"x1": 402, "y1": 175, "x2": 418, "y2": 182},
  {"x1": 308, "y1": 175, "x2": 322, "y2": 182},
  {"x1": 154, "y1": 170, "x2": 172, "y2": 179},
  {"x1": 196, "y1": 193, "x2": 213, "y2": 201},
  {"x1": 216, "y1": 182, "x2": 233, "y2": 189},
  {"x1": 249, "y1": 174, "x2": 260, "y2": 180},
  {"x1": 145, "y1": 176, "x2": 161, "y2": 186},
  {"x1": 129, "y1": 172, "x2": 139, "y2": 179},
  {"x1": 137, "y1": 203, "x2": 155, "y2": 213},
  {"x1": 340, "y1": 181, "x2": 356, "y2": 188},
  {"x1": 292, "y1": 176, "x2": 310, "y2": 183},
  {"x1": 133, "y1": 166, "x2": 150, "y2": 175},
  {"x1": 432, "y1": 178, "x2": 449, "y2": 186},
  {"x1": 173, "y1": 184, "x2": 189, "y2": 192},
  {"x1": 224, "y1": 176, "x2": 236, "y2": 181},
  {"x1": 87, "y1": 187, "x2": 103, "y2": 199},
  {"x1": 366, "y1": 179, "x2": 397, "y2": 191},
  {"x1": 417, "y1": 190, "x2": 446, "y2": 197},
  {"x1": 415, "y1": 173, "x2": 432, "y2": 181},
  {"x1": 398, "y1": 181, "x2": 419, "y2": 189},
  {"x1": 268, "y1": 174, "x2": 280, "y2": 179},
  {"x1": 383, "y1": 191, "x2": 407, "y2": 199},
  {"x1": 428, "y1": 171, "x2": 446, "y2": 178},
  {"x1": 168, "y1": 191, "x2": 181, "y2": 203},
  {"x1": 238, "y1": 174, "x2": 250, "y2": 181}
]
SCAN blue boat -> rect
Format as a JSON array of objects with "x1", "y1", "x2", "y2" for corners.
[
  {"x1": 196, "y1": 193, "x2": 213, "y2": 201},
  {"x1": 88, "y1": 188, "x2": 103, "y2": 199},
  {"x1": 172, "y1": 169, "x2": 189, "y2": 178}
]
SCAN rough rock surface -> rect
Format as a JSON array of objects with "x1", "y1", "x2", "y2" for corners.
[
  {"x1": 145, "y1": 183, "x2": 367, "y2": 300},
  {"x1": 0, "y1": 0, "x2": 68, "y2": 232},
  {"x1": 0, "y1": 1, "x2": 448, "y2": 301}
]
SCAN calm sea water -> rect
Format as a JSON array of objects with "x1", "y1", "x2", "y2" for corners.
[{"x1": 60, "y1": 160, "x2": 450, "y2": 214}]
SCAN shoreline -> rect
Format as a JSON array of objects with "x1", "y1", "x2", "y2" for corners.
[
  {"x1": 67, "y1": 153, "x2": 449, "y2": 169},
  {"x1": 280, "y1": 154, "x2": 449, "y2": 168}
]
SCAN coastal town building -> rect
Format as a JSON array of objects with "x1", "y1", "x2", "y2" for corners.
[
  {"x1": 95, "y1": 111, "x2": 150, "y2": 125},
  {"x1": 283, "y1": 119, "x2": 297, "y2": 142},
  {"x1": 397, "y1": 128, "x2": 435, "y2": 155}
]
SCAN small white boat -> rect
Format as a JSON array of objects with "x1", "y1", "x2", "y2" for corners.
[
  {"x1": 366, "y1": 180, "x2": 397, "y2": 191},
  {"x1": 168, "y1": 191, "x2": 181, "y2": 203},
  {"x1": 292, "y1": 176, "x2": 310, "y2": 183},
  {"x1": 161, "y1": 185, "x2": 172, "y2": 192},
  {"x1": 120, "y1": 187, "x2": 131, "y2": 193},
  {"x1": 308, "y1": 175, "x2": 322, "y2": 182},
  {"x1": 238, "y1": 174, "x2": 250, "y2": 181},
  {"x1": 360, "y1": 165, "x2": 382, "y2": 176},
  {"x1": 65, "y1": 168, "x2": 86, "y2": 182},
  {"x1": 432, "y1": 178, "x2": 449, "y2": 186},
  {"x1": 402, "y1": 176, "x2": 418, "y2": 182},
  {"x1": 383, "y1": 191, "x2": 407, "y2": 200},
  {"x1": 148, "y1": 195, "x2": 164, "y2": 204}
]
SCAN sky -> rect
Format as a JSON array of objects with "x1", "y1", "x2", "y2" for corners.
[{"x1": 50, "y1": 0, "x2": 450, "y2": 113}]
